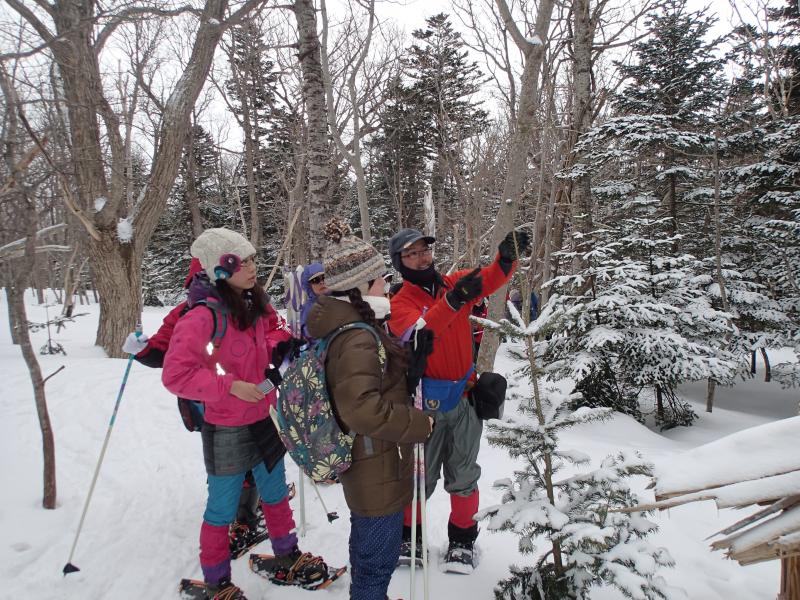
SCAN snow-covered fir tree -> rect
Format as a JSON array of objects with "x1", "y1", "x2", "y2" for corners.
[
  {"x1": 475, "y1": 311, "x2": 682, "y2": 599},
  {"x1": 546, "y1": 193, "x2": 739, "y2": 427},
  {"x1": 719, "y1": 0, "x2": 800, "y2": 389}
]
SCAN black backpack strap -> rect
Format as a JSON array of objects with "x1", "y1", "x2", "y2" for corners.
[{"x1": 189, "y1": 299, "x2": 228, "y2": 348}]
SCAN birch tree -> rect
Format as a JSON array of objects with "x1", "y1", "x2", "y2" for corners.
[
  {"x1": 293, "y1": 0, "x2": 332, "y2": 258},
  {"x1": 475, "y1": 0, "x2": 555, "y2": 373}
]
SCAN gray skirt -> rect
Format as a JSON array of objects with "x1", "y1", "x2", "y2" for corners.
[{"x1": 201, "y1": 418, "x2": 286, "y2": 477}]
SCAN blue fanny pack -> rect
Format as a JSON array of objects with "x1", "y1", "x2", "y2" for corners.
[{"x1": 422, "y1": 365, "x2": 474, "y2": 412}]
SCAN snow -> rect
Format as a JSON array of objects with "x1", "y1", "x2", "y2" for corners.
[
  {"x1": 1, "y1": 293, "x2": 795, "y2": 599},
  {"x1": 116, "y1": 218, "x2": 133, "y2": 244},
  {"x1": 525, "y1": 35, "x2": 543, "y2": 46},
  {"x1": 652, "y1": 471, "x2": 800, "y2": 509},
  {"x1": 94, "y1": 197, "x2": 107, "y2": 212},
  {"x1": 655, "y1": 416, "x2": 800, "y2": 496},
  {"x1": 728, "y1": 506, "x2": 800, "y2": 555}
]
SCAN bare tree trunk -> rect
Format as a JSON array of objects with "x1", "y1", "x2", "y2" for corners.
[
  {"x1": 669, "y1": 170, "x2": 679, "y2": 253},
  {"x1": 706, "y1": 378, "x2": 716, "y2": 413},
  {"x1": 707, "y1": 132, "x2": 730, "y2": 413},
  {"x1": 761, "y1": 347, "x2": 771, "y2": 382},
  {"x1": 656, "y1": 385, "x2": 664, "y2": 421},
  {"x1": 477, "y1": 0, "x2": 555, "y2": 373},
  {"x1": 61, "y1": 242, "x2": 79, "y2": 317},
  {"x1": 294, "y1": 0, "x2": 332, "y2": 258},
  {"x1": 0, "y1": 65, "x2": 57, "y2": 508},
  {"x1": 184, "y1": 124, "x2": 205, "y2": 238},
  {"x1": 319, "y1": 0, "x2": 376, "y2": 242},
  {"x1": 9, "y1": 286, "x2": 57, "y2": 508},
  {"x1": 7, "y1": 0, "x2": 254, "y2": 357},
  {"x1": 569, "y1": 0, "x2": 594, "y2": 278}
]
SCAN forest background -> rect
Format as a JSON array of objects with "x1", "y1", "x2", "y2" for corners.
[{"x1": 0, "y1": 0, "x2": 798, "y2": 542}]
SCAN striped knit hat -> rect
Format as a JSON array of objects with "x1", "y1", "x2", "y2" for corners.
[{"x1": 322, "y1": 218, "x2": 386, "y2": 293}]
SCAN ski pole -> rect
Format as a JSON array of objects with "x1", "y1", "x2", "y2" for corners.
[
  {"x1": 411, "y1": 320, "x2": 430, "y2": 600},
  {"x1": 419, "y1": 428, "x2": 429, "y2": 600},
  {"x1": 63, "y1": 325, "x2": 141, "y2": 575},
  {"x1": 410, "y1": 440, "x2": 419, "y2": 598},
  {"x1": 309, "y1": 478, "x2": 339, "y2": 523},
  {"x1": 298, "y1": 467, "x2": 306, "y2": 537}
]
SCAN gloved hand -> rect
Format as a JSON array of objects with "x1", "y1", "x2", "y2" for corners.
[
  {"x1": 271, "y1": 338, "x2": 304, "y2": 367},
  {"x1": 498, "y1": 230, "x2": 531, "y2": 262},
  {"x1": 445, "y1": 268, "x2": 483, "y2": 310},
  {"x1": 122, "y1": 331, "x2": 148, "y2": 355},
  {"x1": 407, "y1": 328, "x2": 434, "y2": 395},
  {"x1": 264, "y1": 366, "x2": 283, "y2": 388}
]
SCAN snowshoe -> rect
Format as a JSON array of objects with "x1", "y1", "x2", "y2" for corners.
[
  {"x1": 442, "y1": 540, "x2": 477, "y2": 574},
  {"x1": 396, "y1": 537, "x2": 425, "y2": 568},
  {"x1": 249, "y1": 550, "x2": 346, "y2": 590},
  {"x1": 229, "y1": 517, "x2": 268, "y2": 559},
  {"x1": 179, "y1": 577, "x2": 248, "y2": 600}
]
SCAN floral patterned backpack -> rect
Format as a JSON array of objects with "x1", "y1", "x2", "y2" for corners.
[{"x1": 271, "y1": 322, "x2": 385, "y2": 483}]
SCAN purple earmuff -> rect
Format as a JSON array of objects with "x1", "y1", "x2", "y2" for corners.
[{"x1": 214, "y1": 254, "x2": 241, "y2": 280}]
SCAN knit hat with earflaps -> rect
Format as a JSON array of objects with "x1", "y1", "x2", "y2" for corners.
[
  {"x1": 322, "y1": 218, "x2": 386, "y2": 292},
  {"x1": 191, "y1": 228, "x2": 257, "y2": 283}
]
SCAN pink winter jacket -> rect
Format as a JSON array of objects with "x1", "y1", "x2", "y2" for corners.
[{"x1": 162, "y1": 304, "x2": 292, "y2": 427}]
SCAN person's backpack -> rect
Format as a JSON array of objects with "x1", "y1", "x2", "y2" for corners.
[
  {"x1": 271, "y1": 322, "x2": 384, "y2": 483},
  {"x1": 176, "y1": 298, "x2": 228, "y2": 432}
]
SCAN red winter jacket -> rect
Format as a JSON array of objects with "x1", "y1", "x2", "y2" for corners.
[
  {"x1": 388, "y1": 255, "x2": 515, "y2": 381},
  {"x1": 134, "y1": 302, "x2": 187, "y2": 368}
]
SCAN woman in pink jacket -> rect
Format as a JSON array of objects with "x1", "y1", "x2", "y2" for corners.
[{"x1": 163, "y1": 228, "x2": 330, "y2": 600}]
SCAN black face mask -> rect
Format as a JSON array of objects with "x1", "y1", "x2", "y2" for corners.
[{"x1": 399, "y1": 263, "x2": 439, "y2": 291}]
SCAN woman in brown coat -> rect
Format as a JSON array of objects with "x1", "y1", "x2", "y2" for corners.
[{"x1": 306, "y1": 219, "x2": 432, "y2": 600}]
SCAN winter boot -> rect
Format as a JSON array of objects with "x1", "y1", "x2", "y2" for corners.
[
  {"x1": 263, "y1": 547, "x2": 332, "y2": 589},
  {"x1": 228, "y1": 517, "x2": 268, "y2": 559},
  {"x1": 443, "y1": 522, "x2": 478, "y2": 574},
  {"x1": 204, "y1": 577, "x2": 248, "y2": 600},
  {"x1": 397, "y1": 524, "x2": 424, "y2": 567}
]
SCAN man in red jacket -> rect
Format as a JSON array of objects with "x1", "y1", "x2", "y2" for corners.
[{"x1": 387, "y1": 227, "x2": 529, "y2": 573}]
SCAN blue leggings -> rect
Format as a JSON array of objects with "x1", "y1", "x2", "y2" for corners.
[
  {"x1": 349, "y1": 510, "x2": 403, "y2": 600},
  {"x1": 204, "y1": 460, "x2": 287, "y2": 526}
]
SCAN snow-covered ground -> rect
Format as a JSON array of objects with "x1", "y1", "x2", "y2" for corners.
[{"x1": 1, "y1": 291, "x2": 797, "y2": 599}]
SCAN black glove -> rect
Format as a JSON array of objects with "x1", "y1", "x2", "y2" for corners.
[
  {"x1": 407, "y1": 328, "x2": 434, "y2": 395},
  {"x1": 271, "y1": 338, "x2": 304, "y2": 367},
  {"x1": 498, "y1": 230, "x2": 531, "y2": 261},
  {"x1": 264, "y1": 366, "x2": 282, "y2": 387},
  {"x1": 498, "y1": 230, "x2": 530, "y2": 274},
  {"x1": 445, "y1": 268, "x2": 483, "y2": 310}
]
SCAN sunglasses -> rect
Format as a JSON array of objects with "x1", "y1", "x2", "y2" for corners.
[{"x1": 309, "y1": 275, "x2": 325, "y2": 284}]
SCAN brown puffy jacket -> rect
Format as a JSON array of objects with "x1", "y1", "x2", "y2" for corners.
[{"x1": 306, "y1": 296, "x2": 431, "y2": 517}]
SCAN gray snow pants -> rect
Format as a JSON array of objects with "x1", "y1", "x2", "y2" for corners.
[{"x1": 423, "y1": 395, "x2": 483, "y2": 498}]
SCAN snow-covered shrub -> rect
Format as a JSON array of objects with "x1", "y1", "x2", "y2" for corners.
[{"x1": 479, "y1": 385, "x2": 682, "y2": 600}]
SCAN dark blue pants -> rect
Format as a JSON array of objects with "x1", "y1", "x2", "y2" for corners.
[{"x1": 349, "y1": 510, "x2": 403, "y2": 600}]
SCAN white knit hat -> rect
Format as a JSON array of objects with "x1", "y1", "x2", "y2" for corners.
[
  {"x1": 191, "y1": 228, "x2": 257, "y2": 282},
  {"x1": 323, "y1": 218, "x2": 386, "y2": 292}
]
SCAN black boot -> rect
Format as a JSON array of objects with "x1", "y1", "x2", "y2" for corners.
[
  {"x1": 443, "y1": 522, "x2": 478, "y2": 574},
  {"x1": 397, "y1": 524, "x2": 424, "y2": 567}
]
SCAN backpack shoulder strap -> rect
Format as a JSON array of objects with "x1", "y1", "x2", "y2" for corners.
[
  {"x1": 320, "y1": 322, "x2": 386, "y2": 377},
  {"x1": 321, "y1": 322, "x2": 381, "y2": 352},
  {"x1": 190, "y1": 298, "x2": 228, "y2": 348}
]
